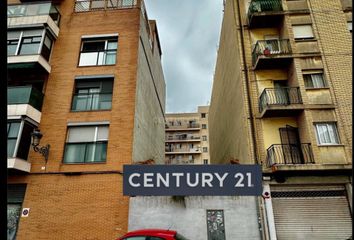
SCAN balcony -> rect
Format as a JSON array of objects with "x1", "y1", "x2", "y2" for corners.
[
  {"x1": 165, "y1": 135, "x2": 201, "y2": 142},
  {"x1": 252, "y1": 39, "x2": 292, "y2": 70},
  {"x1": 7, "y1": 86, "x2": 44, "y2": 123},
  {"x1": 165, "y1": 123, "x2": 200, "y2": 131},
  {"x1": 74, "y1": 0, "x2": 138, "y2": 12},
  {"x1": 165, "y1": 148, "x2": 201, "y2": 154},
  {"x1": 7, "y1": 3, "x2": 61, "y2": 38},
  {"x1": 8, "y1": 86, "x2": 44, "y2": 111},
  {"x1": 248, "y1": 0, "x2": 284, "y2": 28},
  {"x1": 266, "y1": 143, "x2": 314, "y2": 167},
  {"x1": 259, "y1": 87, "x2": 304, "y2": 117}
]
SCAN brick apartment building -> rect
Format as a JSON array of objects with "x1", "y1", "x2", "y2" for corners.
[
  {"x1": 209, "y1": 0, "x2": 352, "y2": 239},
  {"x1": 165, "y1": 106, "x2": 210, "y2": 165},
  {"x1": 7, "y1": 0, "x2": 165, "y2": 239}
]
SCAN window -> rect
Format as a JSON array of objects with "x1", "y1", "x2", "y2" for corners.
[
  {"x1": 348, "y1": 22, "x2": 352, "y2": 34},
  {"x1": 207, "y1": 210, "x2": 225, "y2": 240},
  {"x1": 78, "y1": 36, "x2": 118, "y2": 66},
  {"x1": 7, "y1": 120, "x2": 35, "y2": 160},
  {"x1": 293, "y1": 25, "x2": 314, "y2": 40},
  {"x1": 63, "y1": 125, "x2": 109, "y2": 163},
  {"x1": 202, "y1": 124, "x2": 207, "y2": 129},
  {"x1": 203, "y1": 159, "x2": 208, "y2": 164},
  {"x1": 203, "y1": 147, "x2": 208, "y2": 152},
  {"x1": 201, "y1": 113, "x2": 206, "y2": 118},
  {"x1": 72, "y1": 77, "x2": 113, "y2": 111},
  {"x1": 7, "y1": 29, "x2": 54, "y2": 61},
  {"x1": 202, "y1": 135, "x2": 207, "y2": 141},
  {"x1": 315, "y1": 122, "x2": 340, "y2": 145},
  {"x1": 8, "y1": 184, "x2": 27, "y2": 240},
  {"x1": 303, "y1": 73, "x2": 327, "y2": 88}
]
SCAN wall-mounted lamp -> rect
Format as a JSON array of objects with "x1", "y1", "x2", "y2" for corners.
[{"x1": 31, "y1": 129, "x2": 50, "y2": 162}]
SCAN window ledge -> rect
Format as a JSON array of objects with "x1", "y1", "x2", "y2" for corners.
[
  {"x1": 70, "y1": 109, "x2": 111, "y2": 113},
  {"x1": 61, "y1": 162, "x2": 106, "y2": 165},
  {"x1": 317, "y1": 144, "x2": 344, "y2": 147},
  {"x1": 305, "y1": 87, "x2": 330, "y2": 90},
  {"x1": 77, "y1": 64, "x2": 116, "y2": 68},
  {"x1": 294, "y1": 38, "x2": 317, "y2": 42}
]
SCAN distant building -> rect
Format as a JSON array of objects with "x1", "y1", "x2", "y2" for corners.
[{"x1": 165, "y1": 106, "x2": 210, "y2": 164}]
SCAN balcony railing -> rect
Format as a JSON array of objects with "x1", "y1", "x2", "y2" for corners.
[
  {"x1": 248, "y1": 0, "x2": 283, "y2": 23},
  {"x1": 74, "y1": 0, "x2": 137, "y2": 12},
  {"x1": 165, "y1": 148, "x2": 201, "y2": 153},
  {"x1": 8, "y1": 2, "x2": 61, "y2": 25},
  {"x1": 266, "y1": 144, "x2": 314, "y2": 167},
  {"x1": 252, "y1": 39, "x2": 291, "y2": 66},
  {"x1": 166, "y1": 136, "x2": 201, "y2": 141},
  {"x1": 259, "y1": 87, "x2": 302, "y2": 113},
  {"x1": 166, "y1": 123, "x2": 200, "y2": 130},
  {"x1": 72, "y1": 92, "x2": 112, "y2": 111},
  {"x1": 8, "y1": 86, "x2": 44, "y2": 111}
]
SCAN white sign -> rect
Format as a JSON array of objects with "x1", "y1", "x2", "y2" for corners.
[{"x1": 21, "y1": 208, "x2": 30, "y2": 217}]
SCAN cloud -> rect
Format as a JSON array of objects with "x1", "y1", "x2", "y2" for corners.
[{"x1": 145, "y1": 0, "x2": 223, "y2": 113}]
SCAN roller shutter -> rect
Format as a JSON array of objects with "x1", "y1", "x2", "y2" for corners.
[
  {"x1": 271, "y1": 185, "x2": 352, "y2": 240},
  {"x1": 8, "y1": 184, "x2": 27, "y2": 203}
]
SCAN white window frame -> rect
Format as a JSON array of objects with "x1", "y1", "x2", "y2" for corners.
[{"x1": 314, "y1": 122, "x2": 340, "y2": 145}]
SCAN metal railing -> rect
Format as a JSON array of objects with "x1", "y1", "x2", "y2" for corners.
[
  {"x1": 248, "y1": 0, "x2": 283, "y2": 23},
  {"x1": 165, "y1": 147, "x2": 201, "y2": 153},
  {"x1": 74, "y1": 0, "x2": 137, "y2": 12},
  {"x1": 252, "y1": 39, "x2": 291, "y2": 66},
  {"x1": 166, "y1": 123, "x2": 200, "y2": 129},
  {"x1": 166, "y1": 136, "x2": 201, "y2": 141},
  {"x1": 259, "y1": 87, "x2": 302, "y2": 112},
  {"x1": 7, "y1": 86, "x2": 44, "y2": 111},
  {"x1": 266, "y1": 143, "x2": 314, "y2": 167},
  {"x1": 8, "y1": 2, "x2": 61, "y2": 25},
  {"x1": 72, "y1": 93, "x2": 112, "y2": 111}
]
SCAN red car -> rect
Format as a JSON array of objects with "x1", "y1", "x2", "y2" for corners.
[{"x1": 117, "y1": 229, "x2": 189, "y2": 240}]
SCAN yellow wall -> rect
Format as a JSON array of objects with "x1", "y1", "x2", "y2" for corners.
[
  {"x1": 261, "y1": 118, "x2": 298, "y2": 149},
  {"x1": 255, "y1": 69, "x2": 288, "y2": 93},
  {"x1": 250, "y1": 28, "x2": 280, "y2": 44}
]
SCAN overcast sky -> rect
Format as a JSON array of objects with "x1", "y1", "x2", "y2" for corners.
[{"x1": 144, "y1": 0, "x2": 224, "y2": 113}]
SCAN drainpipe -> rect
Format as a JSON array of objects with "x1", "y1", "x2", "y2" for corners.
[{"x1": 233, "y1": 0, "x2": 258, "y2": 164}]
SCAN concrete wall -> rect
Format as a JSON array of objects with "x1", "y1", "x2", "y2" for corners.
[
  {"x1": 132, "y1": 13, "x2": 166, "y2": 164},
  {"x1": 209, "y1": 0, "x2": 253, "y2": 164},
  {"x1": 128, "y1": 196, "x2": 261, "y2": 240}
]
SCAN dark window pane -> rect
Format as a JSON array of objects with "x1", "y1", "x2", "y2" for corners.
[
  {"x1": 63, "y1": 143, "x2": 86, "y2": 163},
  {"x1": 7, "y1": 139, "x2": 17, "y2": 158},
  {"x1": 17, "y1": 122, "x2": 34, "y2": 160},
  {"x1": 8, "y1": 122, "x2": 20, "y2": 138},
  {"x1": 82, "y1": 41, "x2": 105, "y2": 52}
]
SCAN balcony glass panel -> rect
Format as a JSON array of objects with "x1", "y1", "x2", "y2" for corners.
[
  {"x1": 7, "y1": 86, "x2": 44, "y2": 111},
  {"x1": 8, "y1": 3, "x2": 61, "y2": 26},
  {"x1": 72, "y1": 93, "x2": 112, "y2": 111},
  {"x1": 74, "y1": 0, "x2": 137, "y2": 12}
]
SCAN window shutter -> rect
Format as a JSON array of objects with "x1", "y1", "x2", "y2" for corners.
[
  {"x1": 293, "y1": 25, "x2": 314, "y2": 39},
  {"x1": 8, "y1": 184, "x2": 27, "y2": 203},
  {"x1": 67, "y1": 126, "x2": 96, "y2": 142},
  {"x1": 97, "y1": 126, "x2": 109, "y2": 140}
]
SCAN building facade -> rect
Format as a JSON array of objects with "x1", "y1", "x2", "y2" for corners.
[
  {"x1": 7, "y1": 0, "x2": 165, "y2": 239},
  {"x1": 165, "y1": 106, "x2": 210, "y2": 165},
  {"x1": 209, "y1": 0, "x2": 352, "y2": 239}
]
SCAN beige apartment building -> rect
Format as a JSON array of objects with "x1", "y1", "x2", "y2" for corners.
[
  {"x1": 165, "y1": 106, "x2": 210, "y2": 165},
  {"x1": 209, "y1": 0, "x2": 352, "y2": 239},
  {"x1": 7, "y1": 0, "x2": 165, "y2": 239}
]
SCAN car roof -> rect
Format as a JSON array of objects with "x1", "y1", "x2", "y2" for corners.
[{"x1": 121, "y1": 229, "x2": 177, "y2": 238}]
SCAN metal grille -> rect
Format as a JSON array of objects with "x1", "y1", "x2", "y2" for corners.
[
  {"x1": 272, "y1": 190, "x2": 347, "y2": 198},
  {"x1": 74, "y1": 0, "x2": 137, "y2": 12}
]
